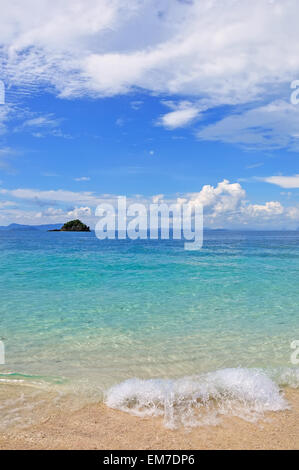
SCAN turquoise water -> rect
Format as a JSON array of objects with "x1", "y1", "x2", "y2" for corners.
[{"x1": 0, "y1": 230, "x2": 299, "y2": 428}]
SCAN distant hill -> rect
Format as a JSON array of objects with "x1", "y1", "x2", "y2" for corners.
[
  {"x1": 0, "y1": 224, "x2": 228, "y2": 232},
  {"x1": 32, "y1": 224, "x2": 64, "y2": 231},
  {"x1": 0, "y1": 223, "x2": 63, "y2": 231}
]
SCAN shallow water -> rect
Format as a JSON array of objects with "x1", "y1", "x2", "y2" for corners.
[{"x1": 0, "y1": 230, "x2": 298, "y2": 428}]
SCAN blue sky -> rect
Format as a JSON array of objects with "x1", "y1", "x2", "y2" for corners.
[{"x1": 0, "y1": 0, "x2": 299, "y2": 228}]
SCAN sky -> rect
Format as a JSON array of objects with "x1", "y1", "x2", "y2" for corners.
[{"x1": 0, "y1": 0, "x2": 299, "y2": 229}]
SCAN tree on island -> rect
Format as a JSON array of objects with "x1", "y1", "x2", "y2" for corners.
[{"x1": 49, "y1": 219, "x2": 90, "y2": 232}]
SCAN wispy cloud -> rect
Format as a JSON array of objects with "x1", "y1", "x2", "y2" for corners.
[
  {"x1": 0, "y1": 147, "x2": 18, "y2": 170},
  {"x1": 246, "y1": 162, "x2": 264, "y2": 170},
  {"x1": 21, "y1": 115, "x2": 60, "y2": 128},
  {"x1": 198, "y1": 101, "x2": 299, "y2": 151},
  {"x1": 0, "y1": 147, "x2": 16, "y2": 158},
  {"x1": 260, "y1": 175, "x2": 299, "y2": 189},
  {"x1": 74, "y1": 176, "x2": 91, "y2": 181},
  {"x1": 0, "y1": 188, "x2": 104, "y2": 205},
  {"x1": 41, "y1": 172, "x2": 61, "y2": 177},
  {"x1": 115, "y1": 118, "x2": 125, "y2": 127},
  {"x1": 14, "y1": 113, "x2": 71, "y2": 138},
  {"x1": 0, "y1": 104, "x2": 13, "y2": 134},
  {"x1": 130, "y1": 101, "x2": 143, "y2": 110}
]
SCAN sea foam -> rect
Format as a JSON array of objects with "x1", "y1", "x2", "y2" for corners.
[{"x1": 105, "y1": 368, "x2": 296, "y2": 428}]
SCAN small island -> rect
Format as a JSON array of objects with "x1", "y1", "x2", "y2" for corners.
[{"x1": 48, "y1": 219, "x2": 90, "y2": 232}]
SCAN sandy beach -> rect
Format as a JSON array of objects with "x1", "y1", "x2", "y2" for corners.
[{"x1": 0, "y1": 388, "x2": 298, "y2": 450}]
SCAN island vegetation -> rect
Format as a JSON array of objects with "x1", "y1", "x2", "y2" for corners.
[{"x1": 48, "y1": 219, "x2": 90, "y2": 232}]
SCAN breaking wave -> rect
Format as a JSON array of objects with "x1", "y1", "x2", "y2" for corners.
[{"x1": 105, "y1": 367, "x2": 299, "y2": 428}]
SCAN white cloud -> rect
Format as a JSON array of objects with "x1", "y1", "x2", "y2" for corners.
[
  {"x1": 152, "y1": 194, "x2": 164, "y2": 204},
  {"x1": 131, "y1": 101, "x2": 143, "y2": 110},
  {"x1": 245, "y1": 201, "x2": 284, "y2": 217},
  {"x1": 67, "y1": 206, "x2": 92, "y2": 218},
  {"x1": 0, "y1": 187, "x2": 104, "y2": 205},
  {"x1": 0, "y1": 147, "x2": 15, "y2": 158},
  {"x1": 41, "y1": 207, "x2": 64, "y2": 217},
  {"x1": 0, "y1": 1, "x2": 121, "y2": 52},
  {"x1": 198, "y1": 101, "x2": 299, "y2": 150},
  {"x1": 286, "y1": 206, "x2": 299, "y2": 220},
  {"x1": 157, "y1": 101, "x2": 202, "y2": 129},
  {"x1": 1, "y1": 1, "x2": 299, "y2": 146},
  {"x1": 115, "y1": 118, "x2": 125, "y2": 127},
  {"x1": 177, "y1": 180, "x2": 298, "y2": 227},
  {"x1": 0, "y1": 146, "x2": 17, "y2": 169},
  {"x1": 0, "y1": 200, "x2": 16, "y2": 208},
  {"x1": 158, "y1": 108, "x2": 198, "y2": 129},
  {"x1": 21, "y1": 115, "x2": 60, "y2": 128},
  {"x1": 246, "y1": 162, "x2": 264, "y2": 170},
  {"x1": 183, "y1": 180, "x2": 246, "y2": 218},
  {"x1": 28, "y1": 205, "x2": 91, "y2": 220},
  {"x1": 0, "y1": 0, "x2": 298, "y2": 103},
  {"x1": 261, "y1": 174, "x2": 299, "y2": 189},
  {"x1": 14, "y1": 113, "x2": 71, "y2": 138},
  {"x1": 74, "y1": 176, "x2": 91, "y2": 182},
  {"x1": 0, "y1": 105, "x2": 12, "y2": 134},
  {"x1": 0, "y1": 180, "x2": 298, "y2": 228}
]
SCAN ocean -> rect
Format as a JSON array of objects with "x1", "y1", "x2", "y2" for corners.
[{"x1": 0, "y1": 230, "x2": 298, "y2": 429}]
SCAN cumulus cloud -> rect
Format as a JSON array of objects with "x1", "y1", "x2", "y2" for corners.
[
  {"x1": 173, "y1": 180, "x2": 297, "y2": 227},
  {"x1": 183, "y1": 180, "x2": 246, "y2": 218}
]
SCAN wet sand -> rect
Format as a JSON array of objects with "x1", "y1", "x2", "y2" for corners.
[{"x1": 0, "y1": 388, "x2": 298, "y2": 450}]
